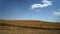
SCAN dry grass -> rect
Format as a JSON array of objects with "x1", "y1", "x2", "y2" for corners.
[
  {"x1": 0, "y1": 25, "x2": 60, "y2": 34},
  {"x1": 0, "y1": 20, "x2": 60, "y2": 29},
  {"x1": 0, "y1": 20, "x2": 60, "y2": 34}
]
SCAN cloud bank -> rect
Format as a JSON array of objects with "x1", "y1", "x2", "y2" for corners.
[{"x1": 31, "y1": 0, "x2": 52, "y2": 9}]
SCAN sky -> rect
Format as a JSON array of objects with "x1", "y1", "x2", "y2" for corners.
[{"x1": 0, "y1": 0, "x2": 60, "y2": 22}]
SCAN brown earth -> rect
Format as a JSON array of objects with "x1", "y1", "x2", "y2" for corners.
[{"x1": 0, "y1": 20, "x2": 60, "y2": 34}]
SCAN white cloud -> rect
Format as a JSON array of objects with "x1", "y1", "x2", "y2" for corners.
[
  {"x1": 57, "y1": 9, "x2": 60, "y2": 11},
  {"x1": 35, "y1": 9, "x2": 41, "y2": 12},
  {"x1": 31, "y1": 0, "x2": 52, "y2": 9},
  {"x1": 53, "y1": 9, "x2": 60, "y2": 16},
  {"x1": 53, "y1": 12, "x2": 60, "y2": 16}
]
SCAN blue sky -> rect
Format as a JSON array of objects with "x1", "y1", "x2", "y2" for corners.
[{"x1": 0, "y1": 0, "x2": 60, "y2": 22}]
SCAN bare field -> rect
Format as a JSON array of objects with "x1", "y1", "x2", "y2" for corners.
[
  {"x1": 0, "y1": 20, "x2": 60, "y2": 29},
  {"x1": 0, "y1": 25, "x2": 60, "y2": 34},
  {"x1": 0, "y1": 20, "x2": 60, "y2": 34}
]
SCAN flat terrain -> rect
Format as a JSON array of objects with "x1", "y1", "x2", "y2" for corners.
[{"x1": 0, "y1": 20, "x2": 60, "y2": 34}]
